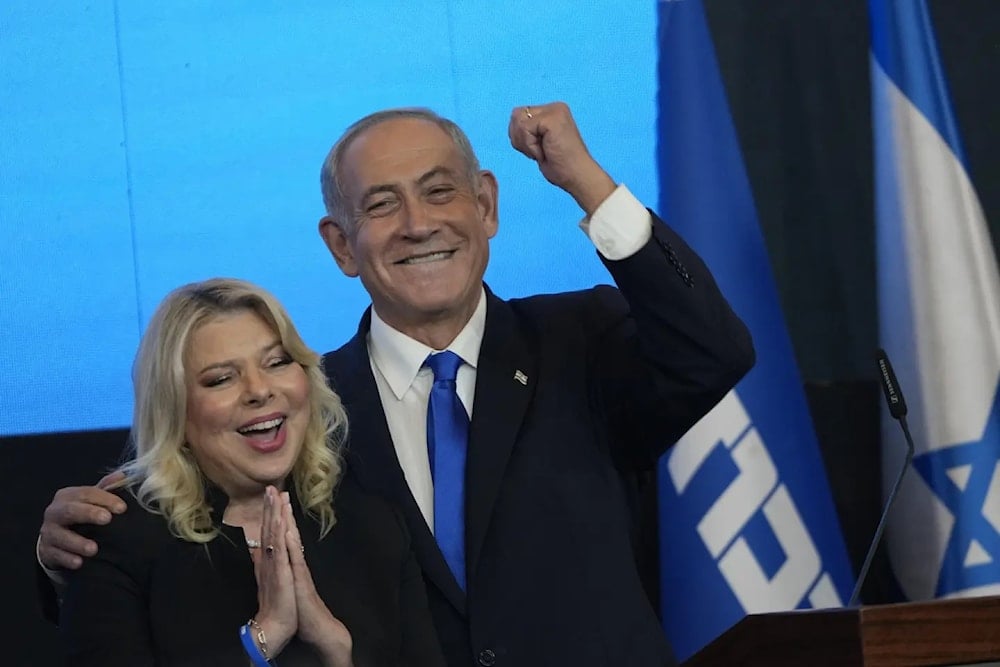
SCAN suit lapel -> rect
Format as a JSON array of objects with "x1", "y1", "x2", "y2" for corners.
[
  {"x1": 465, "y1": 289, "x2": 537, "y2": 580},
  {"x1": 324, "y1": 313, "x2": 466, "y2": 615}
]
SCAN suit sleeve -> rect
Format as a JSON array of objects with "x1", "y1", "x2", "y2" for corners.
[
  {"x1": 58, "y1": 494, "x2": 157, "y2": 666},
  {"x1": 36, "y1": 556, "x2": 62, "y2": 625},
  {"x1": 594, "y1": 212, "x2": 755, "y2": 469}
]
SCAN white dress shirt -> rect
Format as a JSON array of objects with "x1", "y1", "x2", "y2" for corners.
[
  {"x1": 368, "y1": 294, "x2": 485, "y2": 534},
  {"x1": 366, "y1": 184, "x2": 652, "y2": 532}
]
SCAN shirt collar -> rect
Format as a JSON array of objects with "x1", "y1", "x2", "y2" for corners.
[{"x1": 368, "y1": 287, "x2": 486, "y2": 400}]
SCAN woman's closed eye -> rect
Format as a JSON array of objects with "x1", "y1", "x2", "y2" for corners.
[
  {"x1": 266, "y1": 354, "x2": 294, "y2": 369},
  {"x1": 201, "y1": 372, "x2": 232, "y2": 388}
]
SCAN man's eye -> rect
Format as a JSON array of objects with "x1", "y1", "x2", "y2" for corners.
[
  {"x1": 367, "y1": 199, "x2": 395, "y2": 214},
  {"x1": 427, "y1": 186, "x2": 455, "y2": 201}
]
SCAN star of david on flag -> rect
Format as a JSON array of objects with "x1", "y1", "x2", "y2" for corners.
[{"x1": 912, "y1": 388, "x2": 1000, "y2": 596}]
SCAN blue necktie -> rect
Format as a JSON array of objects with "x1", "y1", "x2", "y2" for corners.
[{"x1": 424, "y1": 351, "x2": 468, "y2": 590}]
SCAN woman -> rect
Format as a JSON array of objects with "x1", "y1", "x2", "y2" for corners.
[{"x1": 59, "y1": 278, "x2": 445, "y2": 667}]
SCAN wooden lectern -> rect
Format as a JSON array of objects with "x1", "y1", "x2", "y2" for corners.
[{"x1": 682, "y1": 596, "x2": 1000, "y2": 666}]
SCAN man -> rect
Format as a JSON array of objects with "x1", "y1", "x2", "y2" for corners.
[{"x1": 39, "y1": 102, "x2": 754, "y2": 666}]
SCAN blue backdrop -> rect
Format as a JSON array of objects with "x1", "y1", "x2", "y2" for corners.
[{"x1": 0, "y1": 1, "x2": 657, "y2": 436}]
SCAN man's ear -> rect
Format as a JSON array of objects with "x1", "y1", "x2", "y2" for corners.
[
  {"x1": 477, "y1": 170, "x2": 500, "y2": 239},
  {"x1": 318, "y1": 216, "x2": 359, "y2": 277}
]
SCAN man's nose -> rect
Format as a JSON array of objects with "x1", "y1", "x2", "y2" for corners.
[{"x1": 400, "y1": 199, "x2": 438, "y2": 238}]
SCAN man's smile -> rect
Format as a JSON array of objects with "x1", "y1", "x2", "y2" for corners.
[{"x1": 395, "y1": 249, "x2": 457, "y2": 265}]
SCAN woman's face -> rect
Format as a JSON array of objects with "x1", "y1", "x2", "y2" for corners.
[{"x1": 183, "y1": 309, "x2": 310, "y2": 499}]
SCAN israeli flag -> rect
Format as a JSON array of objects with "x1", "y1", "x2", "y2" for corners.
[
  {"x1": 870, "y1": 0, "x2": 1000, "y2": 601},
  {"x1": 655, "y1": 0, "x2": 854, "y2": 659}
]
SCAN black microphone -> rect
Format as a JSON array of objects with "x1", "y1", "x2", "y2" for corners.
[
  {"x1": 876, "y1": 348, "x2": 908, "y2": 419},
  {"x1": 848, "y1": 348, "x2": 916, "y2": 607}
]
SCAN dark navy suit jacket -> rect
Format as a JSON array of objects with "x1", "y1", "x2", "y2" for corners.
[{"x1": 324, "y1": 214, "x2": 755, "y2": 667}]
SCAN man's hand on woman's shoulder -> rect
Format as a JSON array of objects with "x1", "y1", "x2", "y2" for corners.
[{"x1": 38, "y1": 471, "x2": 127, "y2": 570}]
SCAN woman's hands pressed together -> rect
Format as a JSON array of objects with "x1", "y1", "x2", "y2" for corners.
[{"x1": 251, "y1": 486, "x2": 353, "y2": 667}]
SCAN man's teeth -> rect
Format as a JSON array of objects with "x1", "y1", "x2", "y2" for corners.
[
  {"x1": 401, "y1": 251, "x2": 451, "y2": 265},
  {"x1": 238, "y1": 418, "x2": 284, "y2": 434}
]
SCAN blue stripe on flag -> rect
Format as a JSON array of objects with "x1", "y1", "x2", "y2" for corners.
[{"x1": 868, "y1": 0, "x2": 967, "y2": 164}]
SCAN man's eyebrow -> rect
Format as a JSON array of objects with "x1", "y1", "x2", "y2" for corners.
[
  {"x1": 417, "y1": 166, "x2": 460, "y2": 185},
  {"x1": 359, "y1": 183, "x2": 398, "y2": 202}
]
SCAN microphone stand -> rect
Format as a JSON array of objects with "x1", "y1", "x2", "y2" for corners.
[{"x1": 848, "y1": 412, "x2": 915, "y2": 607}]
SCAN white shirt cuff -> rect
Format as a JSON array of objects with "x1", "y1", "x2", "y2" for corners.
[
  {"x1": 37, "y1": 534, "x2": 68, "y2": 589},
  {"x1": 578, "y1": 184, "x2": 652, "y2": 260}
]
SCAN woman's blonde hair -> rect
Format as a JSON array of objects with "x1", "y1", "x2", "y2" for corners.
[{"x1": 114, "y1": 278, "x2": 346, "y2": 542}]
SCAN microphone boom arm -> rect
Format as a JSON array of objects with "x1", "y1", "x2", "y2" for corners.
[{"x1": 847, "y1": 413, "x2": 916, "y2": 607}]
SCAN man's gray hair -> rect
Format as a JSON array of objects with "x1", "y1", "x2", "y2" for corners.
[{"x1": 319, "y1": 108, "x2": 482, "y2": 233}]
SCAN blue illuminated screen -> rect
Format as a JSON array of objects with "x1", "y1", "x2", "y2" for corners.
[{"x1": 0, "y1": 2, "x2": 656, "y2": 436}]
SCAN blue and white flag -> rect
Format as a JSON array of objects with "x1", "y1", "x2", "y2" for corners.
[
  {"x1": 870, "y1": 0, "x2": 1000, "y2": 601},
  {"x1": 655, "y1": 0, "x2": 854, "y2": 659}
]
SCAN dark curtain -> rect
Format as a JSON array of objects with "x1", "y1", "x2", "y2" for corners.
[{"x1": 704, "y1": 0, "x2": 1000, "y2": 602}]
